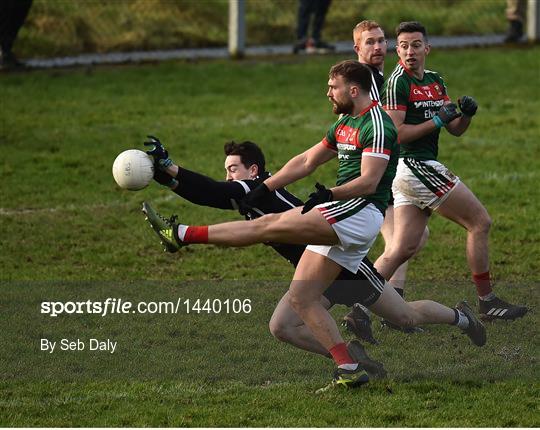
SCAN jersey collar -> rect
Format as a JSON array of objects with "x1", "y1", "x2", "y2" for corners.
[
  {"x1": 399, "y1": 59, "x2": 424, "y2": 80},
  {"x1": 358, "y1": 100, "x2": 379, "y2": 117}
]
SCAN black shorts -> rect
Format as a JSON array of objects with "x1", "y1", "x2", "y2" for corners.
[{"x1": 323, "y1": 257, "x2": 385, "y2": 307}]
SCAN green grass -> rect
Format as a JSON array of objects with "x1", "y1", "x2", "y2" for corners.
[
  {"x1": 1, "y1": 47, "x2": 539, "y2": 426},
  {"x1": 17, "y1": 0, "x2": 507, "y2": 57}
]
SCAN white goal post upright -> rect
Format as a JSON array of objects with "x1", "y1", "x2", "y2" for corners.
[
  {"x1": 527, "y1": 0, "x2": 540, "y2": 41},
  {"x1": 228, "y1": 0, "x2": 246, "y2": 58}
]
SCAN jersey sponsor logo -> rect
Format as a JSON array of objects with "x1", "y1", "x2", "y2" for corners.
[
  {"x1": 413, "y1": 99, "x2": 445, "y2": 109},
  {"x1": 335, "y1": 125, "x2": 359, "y2": 145},
  {"x1": 409, "y1": 83, "x2": 445, "y2": 102},
  {"x1": 337, "y1": 143, "x2": 357, "y2": 152}
]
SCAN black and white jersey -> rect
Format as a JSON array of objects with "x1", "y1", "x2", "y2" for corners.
[{"x1": 365, "y1": 63, "x2": 384, "y2": 102}]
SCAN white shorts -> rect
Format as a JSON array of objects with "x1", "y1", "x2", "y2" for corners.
[
  {"x1": 392, "y1": 158, "x2": 460, "y2": 210},
  {"x1": 306, "y1": 199, "x2": 383, "y2": 273}
]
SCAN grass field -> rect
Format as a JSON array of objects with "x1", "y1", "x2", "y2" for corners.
[{"x1": 1, "y1": 46, "x2": 539, "y2": 426}]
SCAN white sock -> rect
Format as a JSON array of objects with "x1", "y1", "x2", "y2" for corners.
[
  {"x1": 479, "y1": 292, "x2": 495, "y2": 301},
  {"x1": 455, "y1": 309, "x2": 469, "y2": 330},
  {"x1": 338, "y1": 363, "x2": 358, "y2": 371},
  {"x1": 177, "y1": 225, "x2": 188, "y2": 241}
]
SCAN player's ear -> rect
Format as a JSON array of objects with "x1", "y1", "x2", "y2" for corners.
[
  {"x1": 249, "y1": 164, "x2": 258, "y2": 179},
  {"x1": 425, "y1": 43, "x2": 431, "y2": 55},
  {"x1": 353, "y1": 44, "x2": 360, "y2": 54}
]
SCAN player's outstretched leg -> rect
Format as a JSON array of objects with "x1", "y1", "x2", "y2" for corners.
[{"x1": 142, "y1": 201, "x2": 185, "y2": 253}]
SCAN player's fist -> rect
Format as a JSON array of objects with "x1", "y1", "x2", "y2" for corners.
[
  {"x1": 302, "y1": 183, "x2": 333, "y2": 214},
  {"x1": 144, "y1": 135, "x2": 173, "y2": 170},
  {"x1": 433, "y1": 103, "x2": 461, "y2": 128},
  {"x1": 239, "y1": 183, "x2": 271, "y2": 215},
  {"x1": 458, "y1": 96, "x2": 478, "y2": 117}
]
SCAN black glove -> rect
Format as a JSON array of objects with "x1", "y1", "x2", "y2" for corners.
[
  {"x1": 153, "y1": 161, "x2": 177, "y2": 187},
  {"x1": 301, "y1": 182, "x2": 333, "y2": 214},
  {"x1": 458, "y1": 96, "x2": 478, "y2": 117},
  {"x1": 432, "y1": 103, "x2": 461, "y2": 128},
  {"x1": 238, "y1": 183, "x2": 271, "y2": 215},
  {"x1": 144, "y1": 135, "x2": 173, "y2": 170}
]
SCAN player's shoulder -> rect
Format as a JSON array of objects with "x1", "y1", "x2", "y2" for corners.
[{"x1": 424, "y1": 68, "x2": 445, "y2": 81}]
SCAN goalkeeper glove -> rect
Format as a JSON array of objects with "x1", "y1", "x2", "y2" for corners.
[
  {"x1": 432, "y1": 103, "x2": 461, "y2": 129},
  {"x1": 458, "y1": 96, "x2": 478, "y2": 117},
  {"x1": 144, "y1": 135, "x2": 174, "y2": 170},
  {"x1": 302, "y1": 183, "x2": 333, "y2": 214}
]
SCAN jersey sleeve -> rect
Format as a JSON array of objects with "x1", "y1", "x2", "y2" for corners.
[
  {"x1": 359, "y1": 109, "x2": 397, "y2": 160},
  {"x1": 174, "y1": 167, "x2": 250, "y2": 210},
  {"x1": 321, "y1": 120, "x2": 339, "y2": 152},
  {"x1": 382, "y1": 74, "x2": 409, "y2": 111}
]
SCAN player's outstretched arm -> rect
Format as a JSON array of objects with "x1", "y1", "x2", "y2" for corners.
[
  {"x1": 264, "y1": 142, "x2": 336, "y2": 191},
  {"x1": 172, "y1": 167, "x2": 251, "y2": 210}
]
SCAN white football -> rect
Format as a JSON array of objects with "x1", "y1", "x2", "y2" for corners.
[{"x1": 112, "y1": 149, "x2": 154, "y2": 191}]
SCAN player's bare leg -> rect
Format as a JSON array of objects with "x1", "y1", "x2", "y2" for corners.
[
  {"x1": 269, "y1": 291, "x2": 331, "y2": 357},
  {"x1": 374, "y1": 204, "x2": 430, "y2": 280},
  {"x1": 435, "y1": 182, "x2": 491, "y2": 274},
  {"x1": 208, "y1": 207, "x2": 338, "y2": 246},
  {"x1": 367, "y1": 283, "x2": 486, "y2": 346}
]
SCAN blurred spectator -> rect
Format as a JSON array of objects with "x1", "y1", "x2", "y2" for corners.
[
  {"x1": 293, "y1": 0, "x2": 335, "y2": 54},
  {"x1": 505, "y1": 0, "x2": 526, "y2": 42},
  {"x1": 0, "y1": 0, "x2": 33, "y2": 69}
]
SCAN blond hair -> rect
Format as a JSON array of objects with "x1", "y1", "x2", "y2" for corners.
[{"x1": 353, "y1": 20, "x2": 383, "y2": 44}]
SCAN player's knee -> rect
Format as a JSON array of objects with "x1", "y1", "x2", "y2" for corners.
[{"x1": 268, "y1": 319, "x2": 289, "y2": 342}]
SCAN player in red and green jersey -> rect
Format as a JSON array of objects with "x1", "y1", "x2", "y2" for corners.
[
  {"x1": 144, "y1": 61, "x2": 399, "y2": 390},
  {"x1": 375, "y1": 21, "x2": 527, "y2": 321}
]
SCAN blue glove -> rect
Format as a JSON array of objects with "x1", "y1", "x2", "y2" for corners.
[{"x1": 432, "y1": 103, "x2": 461, "y2": 129}]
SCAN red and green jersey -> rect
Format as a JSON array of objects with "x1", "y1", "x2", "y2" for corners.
[
  {"x1": 382, "y1": 60, "x2": 450, "y2": 161},
  {"x1": 322, "y1": 101, "x2": 398, "y2": 213}
]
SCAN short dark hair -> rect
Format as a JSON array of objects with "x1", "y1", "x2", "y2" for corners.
[
  {"x1": 396, "y1": 21, "x2": 428, "y2": 40},
  {"x1": 329, "y1": 60, "x2": 372, "y2": 94},
  {"x1": 224, "y1": 140, "x2": 266, "y2": 172}
]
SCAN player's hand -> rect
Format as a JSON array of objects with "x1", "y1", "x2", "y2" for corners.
[
  {"x1": 144, "y1": 135, "x2": 173, "y2": 170},
  {"x1": 458, "y1": 96, "x2": 478, "y2": 117},
  {"x1": 432, "y1": 103, "x2": 461, "y2": 128},
  {"x1": 302, "y1": 183, "x2": 333, "y2": 214},
  {"x1": 239, "y1": 183, "x2": 271, "y2": 215}
]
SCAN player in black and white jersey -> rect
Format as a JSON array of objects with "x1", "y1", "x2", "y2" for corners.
[{"x1": 143, "y1": 137, "x2": 487, "y2": 384}]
